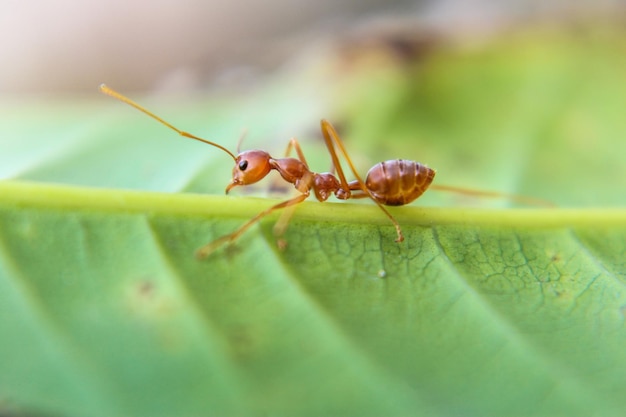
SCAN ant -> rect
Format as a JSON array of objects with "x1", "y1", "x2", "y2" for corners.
[{"x1": 100, "y1": 84, "x2": 549, "y2": 259}]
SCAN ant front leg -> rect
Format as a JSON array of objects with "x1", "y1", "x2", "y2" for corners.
[
  {"x1": 196, "y1": 192, "x2": 310, "y2": 259},
  {"x1": 271, "y1": 138, "x2": 311, "y2": 247}
]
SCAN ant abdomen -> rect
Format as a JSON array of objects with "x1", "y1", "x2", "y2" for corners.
[{"x1": 365, "y1": 160, "x2": 436, "y2": 206}]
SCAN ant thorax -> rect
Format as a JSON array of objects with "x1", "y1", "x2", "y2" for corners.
[{"x1": 269, "y1": 157, "x2": 313, "y2": 194}]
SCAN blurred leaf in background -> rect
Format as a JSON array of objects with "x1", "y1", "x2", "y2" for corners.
[{"x1": 1, "y1": 1, "x2": 626, "y2": 416}]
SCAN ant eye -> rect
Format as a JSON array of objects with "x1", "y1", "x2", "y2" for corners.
[{"x1": 238, "y1": 160, "x2": 248, "y2": 171}]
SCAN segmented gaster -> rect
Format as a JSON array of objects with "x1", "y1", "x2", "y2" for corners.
[{"x1": 365, "y1": 159, "x2": 436, "y2": 206}]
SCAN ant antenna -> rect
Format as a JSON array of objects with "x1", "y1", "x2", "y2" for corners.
[
  {"x1": 236, "y1": 128, "x2": 248, "y2": 154},
  {"x1": 99, "y1": 84, "x2": 237, "y2": 161}
]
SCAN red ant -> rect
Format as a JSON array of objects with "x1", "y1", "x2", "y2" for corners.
[{"x1": 100, "y1": 84, "x2": 549, "y2": 259}]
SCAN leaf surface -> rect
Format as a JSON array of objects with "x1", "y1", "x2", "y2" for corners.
[{"x1": 1, "y1": 26, "x2": 626, "y2": 417}]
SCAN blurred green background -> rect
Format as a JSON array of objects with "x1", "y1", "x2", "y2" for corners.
[
  {"x1": 2, "y1": 0, "x2": 625, "y2": 206},
  {"x1": 2, "y1": 1, "x2": 626, "y2": 417}
]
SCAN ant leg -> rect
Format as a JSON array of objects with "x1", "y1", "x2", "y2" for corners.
[
  {"x1": 283, "y1": 137, "x2": 310, "y2": 167},
  {"x1": 430, "y1": 184, "x2": 554, "y2": 207},
  {"x1": 196, "y1": 192, "x2": 309, "y2": 259},
  {"x1": 272, "y1": 203, "x2": 296, "y2": 250},
  {"x1": 235, "y1": 128, "x2": 248, "y2": 154},
  {"x1": 346, "y1": 180, "x2": 370, "y2": 198},
  {"x1": 371, "y1": 204, "x2": 404, "y2": 242},
  {"x1": 320, "y1": 120, "x2": 404, "y2": 242},
  {"x1": 273, "y1": 136, "x2": 321, "y2": 245},
  {"x1": 270, "y1": 137, "x2": 310, "y2": 193},
  {"x1": 319, "y1": 121, "x2": 362, "y2": 192},
  {"x1": 269, "y1": 137, "x2": 310, "y2": 244},
  {"x1": 345, "y1": 192, "x2": 371, "y2": 199},
  {"x1": 267, "y1": 138, "x2": 306, "y2": 195}
]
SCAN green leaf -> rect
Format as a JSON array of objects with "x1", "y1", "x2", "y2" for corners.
[
  {"x1": 2, "y1": 26, "x2": 626, "y2": 417},
  {"x1": 1, "y1": 181, "x2": 625, "y2": 417}
]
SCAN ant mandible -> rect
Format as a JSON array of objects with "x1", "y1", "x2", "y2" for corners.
[{"x1": 100, "y1": 84, "x2": 547, "y2": 258}]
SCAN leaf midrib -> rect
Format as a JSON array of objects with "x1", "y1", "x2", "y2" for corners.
[{"x1": 1, "y1": 180, "x2": 625, "y2": 228}]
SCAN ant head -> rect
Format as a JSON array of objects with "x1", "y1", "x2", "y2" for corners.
[{"x1": 226, "y1": 150, "x2": 272, "y2": 193}]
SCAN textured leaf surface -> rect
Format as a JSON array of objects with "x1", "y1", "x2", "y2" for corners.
[
  {"x1": 1, "y1": 182, "x2": 625, "y2": 417},
  {"x1": 1, "y1": 27, "x2": 626, "y2": 417}
]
